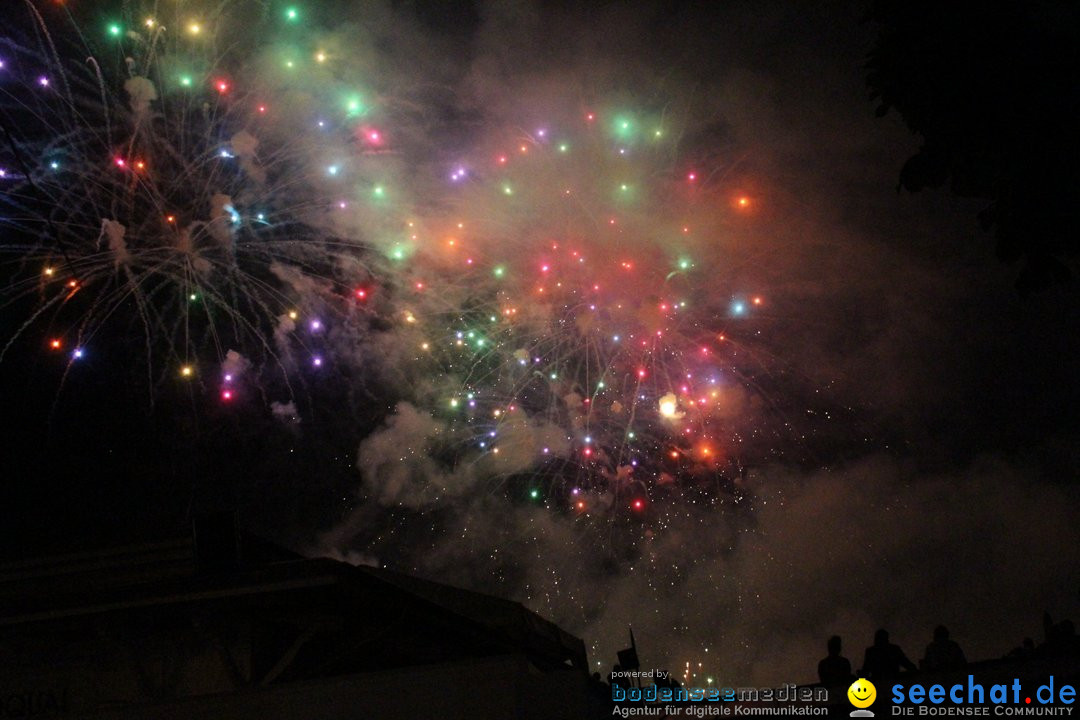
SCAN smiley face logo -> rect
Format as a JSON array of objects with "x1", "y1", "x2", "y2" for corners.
[{"x1": 848, "y1": 678, "x2": 876, "y2": 709}]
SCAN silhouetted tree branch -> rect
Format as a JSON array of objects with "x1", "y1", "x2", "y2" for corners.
[{"x1": 865, "y1": 0, "x2": 1080, "y2": 293}]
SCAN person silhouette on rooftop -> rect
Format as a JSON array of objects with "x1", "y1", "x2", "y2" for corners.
[
  {"x1": 1047, "y1": 619, "x2": 1080, "y2": 657},
  {"x1": 818, "y1": 635, "x2": 854, "y2": 686},
  {"x1": 861, "y1": 628, "x2": 916, "y2": 680},
  {"x1": 921, "y1": 625, "x2": 967, "y2": 673}
]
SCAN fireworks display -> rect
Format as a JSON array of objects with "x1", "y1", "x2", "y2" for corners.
[
  {"x1": 0, "y1": 0, "x2": 866, "y2": 677},
  {"x1": 6, "y1": 1, "x2": 1076, "y2": 688},
  {"x1": 2, "y1": 0, "x2": 846, "y2": 511}
]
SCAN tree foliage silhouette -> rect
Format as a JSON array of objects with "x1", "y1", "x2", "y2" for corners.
[{"x1": 865, "y1": 1, "x2": 1080, "y2": 293}]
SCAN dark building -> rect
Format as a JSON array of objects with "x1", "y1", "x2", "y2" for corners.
[{"x1": 0, "y1": 529, "x2": 590, "y2": 719}]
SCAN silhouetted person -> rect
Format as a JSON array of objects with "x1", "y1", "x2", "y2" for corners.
[
  {"x1": 588, "y1": 671, "x2": 613, "y2": 714},
  {"x1": 921, "y1": 625, "x2": 967, "y2": 673},
  {"x1": 818, "y1": 635, "x2": 854, "y2": 686},
  {"x1": 1043, "y1": 612, "x2": 1056, "y2": 644},
  {"x1": 861, "y1": 629, "x2": 916, "y2": 680},
  {"x1": 1006, "y1": 637, "x2": 1035, "y2": 661},
  {"x1": 1047, "y1": 619, "x2": 1080, "y2": 657}
]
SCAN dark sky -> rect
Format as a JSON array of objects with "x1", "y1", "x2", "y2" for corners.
[{"x1": 1, "y1": 0, "x2": 1077, "y2": 685}]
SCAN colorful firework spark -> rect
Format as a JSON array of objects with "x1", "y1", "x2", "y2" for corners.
[{"x1": 1, "y1": 1, "x2": 845, "y2": 526}]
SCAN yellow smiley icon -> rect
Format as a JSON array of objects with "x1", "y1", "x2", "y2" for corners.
[{"x1": 848, "y1": 678, "x2": 876, "y2": 708}]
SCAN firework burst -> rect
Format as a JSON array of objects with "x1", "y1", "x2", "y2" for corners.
[{"x1": 2, "y1": 1, "x2": 846, "y2": 524}]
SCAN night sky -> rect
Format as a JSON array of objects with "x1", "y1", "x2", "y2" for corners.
[{"x1": 1, "y1": 0, "x2": 1078, "y2": 686}]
